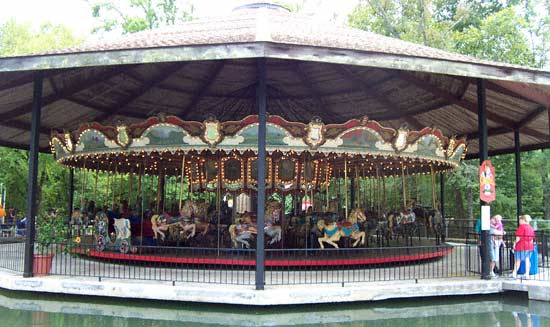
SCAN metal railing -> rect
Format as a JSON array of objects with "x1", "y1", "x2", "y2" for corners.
[
  {"x1": 465, "y1": 231, "x2": 550, "y2": 281},
  {"x1": 0, "y1": 239, "x2": 25, "y2": 272},
  {"x1": 2, "y1": 231, "x2": 549, "y2": 285}
]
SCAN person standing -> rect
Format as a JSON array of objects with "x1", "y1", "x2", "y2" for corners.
[
  {"x1": 511, "y1": 215, "x2": 535, "y2": 279},
  {"x1": 489, "y1": 215, "x2": 504, "y2": 277}
]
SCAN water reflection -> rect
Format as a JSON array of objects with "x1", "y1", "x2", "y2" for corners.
[{"x1": 0, "y1": 289, "x2": 549, "y2": 327}]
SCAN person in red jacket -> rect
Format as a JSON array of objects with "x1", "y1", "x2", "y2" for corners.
[{"x1": 511, "y1": 214, "x2": 535, "y2": 279}]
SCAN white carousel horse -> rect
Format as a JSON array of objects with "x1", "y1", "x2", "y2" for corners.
[
  {"x1": 114, "y1": 218, "x2": 131, "y2": 241},
  {"x1": 317, "y1": 208, "x2": 367, "y2": 249},
  {"x1": 228, "y1": 200, "x2": 282, "y2": 248}
]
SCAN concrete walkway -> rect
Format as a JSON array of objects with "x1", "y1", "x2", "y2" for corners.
[{"x1": 1, "y1": 267, "x2": 549, "y2": 306}]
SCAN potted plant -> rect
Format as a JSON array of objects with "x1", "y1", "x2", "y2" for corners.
[{"x1": 33, "y1": 213, "x2": 68, "y2": 276}]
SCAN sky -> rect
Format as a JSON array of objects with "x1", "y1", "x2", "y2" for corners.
[{"x1": 0, "y1": 0, "x2": 360, "y2": 37}]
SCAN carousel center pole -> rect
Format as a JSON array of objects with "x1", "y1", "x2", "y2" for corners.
[
  {"x1": 23, "y1": 72, "x2": 42, "y2": 278},
  {"x1": 255, "y1": 58, "x2": 267, "y2": 290}
]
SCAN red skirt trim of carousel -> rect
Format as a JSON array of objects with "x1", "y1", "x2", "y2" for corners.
[{"x1": 70, "y1": 247, "x2": 453, "y2": 267}]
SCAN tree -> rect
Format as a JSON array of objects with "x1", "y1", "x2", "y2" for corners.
[
  {"x1": 453, "y1": 7, "x2": 535, "y2": 66},
  {"x1": 0, "y1": 21, "x2": 81, "y2": 216},
  {"x1": 0, "y1": 19, "x2": 82, "y2": 56},
  {"x1": 88, "y1": 0, "x2": 195, "y2": 34}
]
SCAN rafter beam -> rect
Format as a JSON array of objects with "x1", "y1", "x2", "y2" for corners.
[
  {"x1": 66, "y1": 97, "x2": 149, "y2": 119},
  {"x1": 375, "y1": 100, "x2": 450, "y2": 121},
  {"x1": 294, "y1": 62, "x2": 340, "y2": 122},
  {"x1": 0, "y1": 120, "x2": 50, "y2": 136},
  {"x1": 394, "y1": 71, "x2": 548, "y2": 140},
  {"x1": 180, "y1": 61, "x2": 226, "y2": 119},
  {"x1": 0, "y1": 139, "x2": 50, "y2": 153},
  {"x1": 465, "y1": 141, "x2": 550, "y2": 159},
  {"x1": 515, "y1": 105, "x2": 547, "y2": 129},
  {"x1": 0, "y1": 70, "x2": 59, "y2": 93},
  {"x1": 461, "y1": 126, "x2": 511, "y2": 140},
  {"x1": 0, "y1": 67, "x2": 132, "y2": 122},
  {"x1": 94, "y1": 62, "x2": 185, "y2": 122},
  {"x1": 334, "y1": 66, "x2": 423, "y2": 129},
  {"x1": 490, "y1": 80, "x2": 550, "y2": 107}
]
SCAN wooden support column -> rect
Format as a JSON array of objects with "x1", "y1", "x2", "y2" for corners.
[
  {"x1": 514, "y1": 129, "x2": 523, "y2": 225},
  {"x1": 477, "y1": 78, "x2": 491, "y2": 280},
  {"x1": 23, "y1": 72, "x2": 43, "y2": 277},
  {"x1": 255, "y1": 58, "x2": 267, "y2": 290}
]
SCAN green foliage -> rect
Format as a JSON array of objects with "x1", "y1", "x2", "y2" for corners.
[
  {"x1": 347, "y1": 0, "x2": 548, "y2": 68},
  {"x1": 89, "y1": 0, "x2": 194, "y2": 34},
  {"x1": 453, "y1": 7, "x2": 535, "y2": 65},
  {"x1": 35, "y1": 215, "x2": 68, "y2": 253},
  {"x1": 0, "y1": 19, "x2": 82, "y2": 56}
]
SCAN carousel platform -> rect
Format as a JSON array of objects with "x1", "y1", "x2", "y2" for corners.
[{"x1": 71, "y1": 239, "x2": 452, "y2": 268}]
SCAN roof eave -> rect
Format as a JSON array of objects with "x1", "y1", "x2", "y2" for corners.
[{"x1": 0, "y1": 41, "x2": 549, "y2": 87}]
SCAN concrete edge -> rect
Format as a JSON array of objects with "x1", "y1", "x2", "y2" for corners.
[{"x1": 0, "y1": 269, "x2": 513, "y2": 306}]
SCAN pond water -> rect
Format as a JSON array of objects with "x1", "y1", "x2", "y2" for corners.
[{"x1": 0, "y1": 289, "x2": 548, "y2": 327}]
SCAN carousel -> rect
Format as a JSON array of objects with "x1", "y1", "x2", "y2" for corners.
[{"x1": 49, "y1": 113, "x2": 466, "y2": 267}]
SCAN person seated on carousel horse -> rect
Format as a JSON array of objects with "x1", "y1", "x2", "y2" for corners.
[
  {"x1": 401, "y1": 207, "x2": 416, "y2": 225},
  {"x1": 70, "y1": 208, "x2": 83, "y2": 225}
]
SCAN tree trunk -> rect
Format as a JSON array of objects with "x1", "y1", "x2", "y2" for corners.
[
  {"x1": 454, "y1": 186, "x2": 466, "y2": 219},
  {"x1": 467, "y1": 186, "x2": 473, "y2": 219}
]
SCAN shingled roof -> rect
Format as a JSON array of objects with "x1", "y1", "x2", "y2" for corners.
[{"x1": 0, "y1": 3, "x2": 548, "y2": 157}]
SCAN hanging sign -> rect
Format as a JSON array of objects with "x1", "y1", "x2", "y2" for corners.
[{"x1": 479, "y1": 160, "x2": 496, "y2": 203}]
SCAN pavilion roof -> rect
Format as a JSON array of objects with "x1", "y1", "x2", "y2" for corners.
[{"x1": 0, "y1": 4, "x2": 548, "y2": 157}]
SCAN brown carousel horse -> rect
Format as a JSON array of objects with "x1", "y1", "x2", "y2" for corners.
[
  {"x1": 228, "y1": 200, "x2": 282, "y2": 248},
  {"x1": 189, "y1": 199, "x2": 212, "y2": 236},
  {"x1": 317, "y1": 208, "x2": 367, "y2": 249}
]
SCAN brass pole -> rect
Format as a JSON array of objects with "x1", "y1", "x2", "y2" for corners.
[
  {"x1": 119, "y1": 172, "x2": 123, "y2": 204},
  {"x1": 325, "y1": 165, "x2": 329, "y2": 212},
  {"x1": 93, "y1": 167, "x2": 98, "y2": 204},
  {"x1": 137, "y1": 166, "x2": 141, "y2": 204},
  {"x1": 415, "y1": 173, "x2": 420, "y2": 204},
  {"x1": 156, "y1": 173, "x2": 161, "y2": 213},
  {"x1": 382, "y1": 175, "x2": 386, "y2": 211},
  {"x1": 106, "y1": 165, "x2": 111, "y2": 209},
  {"x1": 401, "y1": 162, "x2": 407, "y2": 208},
  {"x1": 112, "y1": 166, "x2": 117, "y2": 209},
  {"x1": 179, "y1": 154, "x2": 186, "y2": 209},
  {"x1": 128, "y1": 172, "x2": 133, "y2": 208},
  {"x1": 430, "y1": 165, "x2": 437, "y2": 209},
  {"x1": 376, "y1": 167, "x2": 382, "y2": 217},
  {"x1": 344, "y1": 156, "x2": 348, "y2": 219},
  {"x1": 80, "y1": 160, "x2": 87, "y2": 210},
  {"x1": 355, "y1": 165, "x2": 361, "y2": 208}
]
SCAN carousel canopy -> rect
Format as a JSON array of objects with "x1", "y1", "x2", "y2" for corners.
[
  {"x1": 0, "y1": 3, "x2": 548, "y2": 158},
  {"x1": 50, "y1": 114, "x2": 466, "y2": 192}
]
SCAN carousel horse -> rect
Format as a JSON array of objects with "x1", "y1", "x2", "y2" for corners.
[
  {"x1": 228, "y1": 200, "x2": 283, "y2": 248},
  {"x1": 412, "y1": 205, "x2": 437, "y2": 237},
  {"x1": 189, "y1": 199, "x2": 212, "y2": 236},
  {"x1": 150, "y1": 212, "x2": 196, "y2": 241},
  {"x1": 228, "y1": 212, "x2": 258, "y2": 248},
  {"x1": 94, "y1": 211, "x2": 133, "y2": 253},
  {"x1": 317, "y1": 208, "x2": 367, "y2": 249}
]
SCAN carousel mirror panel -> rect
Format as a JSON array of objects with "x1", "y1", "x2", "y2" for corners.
[{"x1": 247, "y1": 157, "x2": 272, "y2": 191}]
